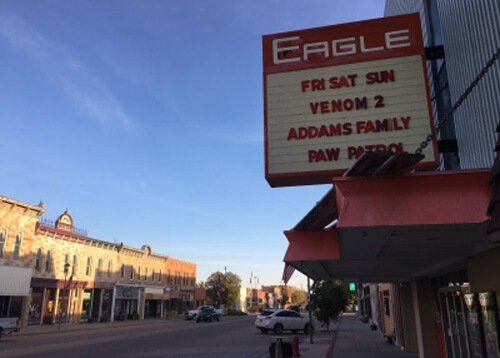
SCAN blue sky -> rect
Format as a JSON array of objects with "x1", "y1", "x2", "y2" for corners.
[{"x1": 0, "y1": 0, "x2": 385, "y2": 289}]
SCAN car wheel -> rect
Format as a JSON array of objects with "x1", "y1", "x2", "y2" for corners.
[
  {"x1": 273, "y1": 323, "x2": 284, "y2": 334},
  {"x1": 216, "y1": 316, "x2": 220, "y2": 322},
  {"x1": 304, "y1": 323, "x2": 311, "y2": 334},
  {"x1": 259, "y1": 328, "x2": 269, "y2": 334}
]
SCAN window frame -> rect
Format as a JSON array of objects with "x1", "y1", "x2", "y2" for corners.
[{"x1": 0, "y1": 229, "x2": 7, "y2": 258}]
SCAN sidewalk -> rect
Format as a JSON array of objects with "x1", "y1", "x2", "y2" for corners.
[
  {"x1": 300, "y1": 312, "x2": 418, "y2": 358},
  {"x1": 297, "y1": 312, "x2": 418, "y2": 358}
]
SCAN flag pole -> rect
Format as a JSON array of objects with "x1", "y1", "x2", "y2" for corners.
[{"x1": 308, "y1": 276, "x2": 313, "y2": 344}]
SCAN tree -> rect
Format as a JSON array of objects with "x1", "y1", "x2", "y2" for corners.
[
  {"x1": 205, "y1": 271, "x2": 241, "y2": 308},
  {"x1": 310, "y1": 279, "x2": 350, "y2": 331},
  {"x1": 277, "y1": 293, "x2": 289, "y2": 308},
  {"x1": 291, "y1": 289, "x2": 307, "y2": 305}
]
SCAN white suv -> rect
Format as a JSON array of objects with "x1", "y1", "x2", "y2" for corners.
[{"x1": 255, "y1": 309, "x2": 312, "y2": 334}]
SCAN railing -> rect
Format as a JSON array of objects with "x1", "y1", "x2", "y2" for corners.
[{"x1": 39, "y1": 217, "x2": 88, "y2": 237}]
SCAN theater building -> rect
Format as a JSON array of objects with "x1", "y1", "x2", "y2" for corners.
[{"x1": 265, "y1": 1, "x2": 500, "y2": 357}]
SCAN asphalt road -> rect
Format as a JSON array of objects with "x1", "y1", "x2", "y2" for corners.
[{"x1": 0, "y1": 315, "x2": 300, "y2": 358}]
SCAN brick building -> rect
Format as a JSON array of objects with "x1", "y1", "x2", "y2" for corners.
[{"x1": 0, "y1": 194, "x2": 197, "y2": 326}]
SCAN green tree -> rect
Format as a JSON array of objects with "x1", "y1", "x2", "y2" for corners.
[
  {"x1": 277, "y1": 293, "x2": 289, "y2": 308},
  {"x1": 205, "y1": 271, "x2": 241, "y2": 308},
  {"x1": 291, "y1": 289, "x2": 307, "y2": 305},
  {"x1": 310, "y1": 279, "x2": 350, "y2": 331}
]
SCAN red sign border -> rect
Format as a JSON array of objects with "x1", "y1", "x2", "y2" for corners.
[{"x1": 263, "y1": 13, "x2": 439, "y2": 187}]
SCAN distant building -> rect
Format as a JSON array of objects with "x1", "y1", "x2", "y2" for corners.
[{"x1": 0, "y1": 194, "x2": 196, "y2": 326}]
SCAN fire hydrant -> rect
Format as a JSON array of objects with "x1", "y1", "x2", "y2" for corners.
[{"x1": 291, "y1": 335, "x2": 300, "y2": 357}]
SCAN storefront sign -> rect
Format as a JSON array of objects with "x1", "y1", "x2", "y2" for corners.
[
  {"x1": 263, "y1": 13, "x2": 438, "y2": 187},
  {"x1": 116, "y1": 286, "x2": 140, "y2": 299}
]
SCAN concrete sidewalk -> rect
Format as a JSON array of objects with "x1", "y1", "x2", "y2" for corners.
[{"x1": 308, "y1": 312, "x2": 418, "y2": 358}]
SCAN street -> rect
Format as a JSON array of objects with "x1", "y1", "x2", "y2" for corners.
[{"x1": 0, "y1": 315, "x2": 301, "y2": 358}]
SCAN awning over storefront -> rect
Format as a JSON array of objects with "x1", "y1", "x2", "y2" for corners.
[
  {"x1": 283, "y1": 169, "x2": 494, "y2": 282},
  {"x1": 0, "y1": 266, "x2": 31, "y2": 296}
]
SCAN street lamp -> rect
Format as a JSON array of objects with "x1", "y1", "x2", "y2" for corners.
[{"x1": 58, "y1": 263, "x2": 71, "y2": 331}]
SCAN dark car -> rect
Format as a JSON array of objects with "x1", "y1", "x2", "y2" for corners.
[{"x1": 196, "y1": 307, "x2": 221, "y2": 322}]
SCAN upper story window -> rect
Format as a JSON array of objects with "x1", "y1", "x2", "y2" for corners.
[
  {"x1": 138, "y1": 266, "x2": 141, "y2": 281},
  {"x1": 85, "y1": 257, "x2": 91, "y2": 276},
  {"x1": 107, "y1": 260, "x2": 112, "y2": 278},
  {"x1": 159, "y1": 270, "x2": 163, "y2": 283},
  {"x1": 145, "y1": 268, "x2": 148, "y2": 282},
  {"x1": 45, "y1": 250, "x2": 51, "y2": 272},
  {"x1": 12, "y1": 233, "x2": 22, "y2": 260},
  {"x1": 152, "y1": 269, "x2": 156, "y2": 282},
  {"x1": 35, "y1": 248, "x2": 42, "y2": 270},
  {"x1": 130, "y1": 265, "x2": 134, "y2": 280},
  {"x1": 97, "y1": 259, "x2": 102, "y2": 278},
  {"x1": 121, "y1": 264, "x2": 125, "y2": 278},
  {"x1": 0, "y1": 229, "x2": 6, "y2": 258},
  {"x1": 72, "y1": 255, "x2": 77, "y2": 276}
]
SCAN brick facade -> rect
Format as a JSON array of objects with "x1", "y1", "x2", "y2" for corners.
[{"x1": 0, "y1": 194, "x2": 198, "y2": 326}]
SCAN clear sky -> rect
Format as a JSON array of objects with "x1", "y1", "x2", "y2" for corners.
[{"x1": 0, "y1": 0, "x2": 385, "y2": 289}]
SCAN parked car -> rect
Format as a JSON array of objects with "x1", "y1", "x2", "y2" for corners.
[
  {"x1": 255, "y1": 309, "x2": 312, "y2": 334},
  {"x1": 0, "y1": 317, "x2": 20, "y2": 339},
  {"x1": 185, "y1": 305, "x2": 215, "y2": 320},
  {"x1": 196, "y1": 307, "x2": 221, "y2": 322}
]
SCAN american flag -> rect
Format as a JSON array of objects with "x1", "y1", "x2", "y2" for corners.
[{"x1": 282, "y1": 264, "x2": 295, "y2": 285}]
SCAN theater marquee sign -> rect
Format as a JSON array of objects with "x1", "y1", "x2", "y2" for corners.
[{"x1": 263, "y1": 14, "x2": 438, "y2": 187}]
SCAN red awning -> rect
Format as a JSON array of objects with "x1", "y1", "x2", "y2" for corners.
[
  {"x1": 283, "y1": 169, "x2": 494, "y2": 282},
  {"x1": 283, "y1": 228, "x2": 340, "y2": 261}
]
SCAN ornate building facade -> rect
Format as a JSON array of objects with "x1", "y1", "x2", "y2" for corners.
[{"x1": 0, "y1": 194, "x2": 197, "y2": 326}]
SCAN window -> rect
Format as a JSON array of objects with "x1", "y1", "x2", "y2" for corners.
[
  {"x1": 107, "y1": 260, "x2": 112, "y2": 278},
  {"x1": 97, "y1": 259, "x2": 102, "y2": 278},
  {"x1": 13, "y1": 233, "x2": 22, "y2": 260},
  {"x1": 138, "y1": 266, "x2": 141, "y2": 281},
  {"x1": 130, "y1": 265, "x2": 134, "y2": 280},
  {"x1": 0, "y1": 229, "x2": 6, "y2": 258},
  {"x1": 145, "y1": 268, "x2": 148, "y2": 281},
  {"x1": 45, "y1": 250, "x2": 51, "y2": 272},
  {"x1": 152, "y1": 269, "x2": 156, "y2": 282},
  {"x1": 72, "y1": 255, "x2": 77, "y2": 275},
  {"x1": 0, "y1": 229, "x2": 7, "y2": 258},
  {"x1": 121, "y1": 264, "x2": 125, "y2": 278},
  {"x1": 159, "y1": 270, "x2": 162, "y2": 283},
  {"x1": 64, "y1": 254, "x2": 69, "y2": 265},
  {"x1": 85, "y1": 257, "x2": 91, "y2": 276},
  {"x1": 35, "y1": 248, "x2": 42, "y2": 270}
]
